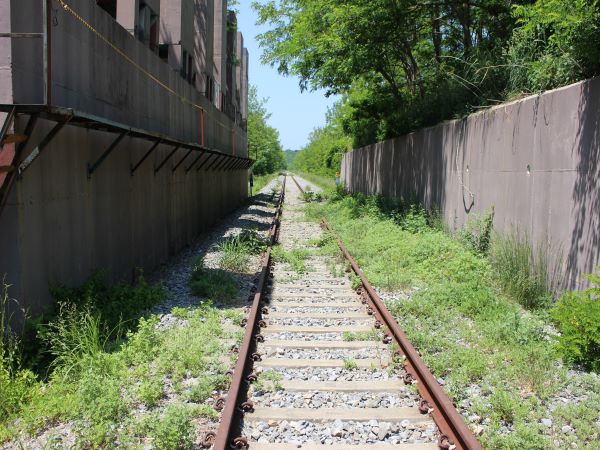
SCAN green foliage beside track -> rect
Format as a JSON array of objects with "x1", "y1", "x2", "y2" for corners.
[
  {"x1": 306, "y1": 193, "x2": 600, "y2": 449},
  {"x1": 248, "y1": 86, "x2": 286, "y2": 176}
]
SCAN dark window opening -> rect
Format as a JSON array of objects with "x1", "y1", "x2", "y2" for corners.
[
  {"x1": 96, "y1": 0, "x2": 117, "y2": 19},
  {"x1": 187, "y1": 54, "x2": 193, "y2": 83},
  {"x1": 181, "y1": 49, "x2": 188, "y2": 79},
  {"x1": 158, "y1": 44, "x2": 169, "y2": 61},
  {"x1": 137, "y1": 2, "x2": 158, "y2": 50}
]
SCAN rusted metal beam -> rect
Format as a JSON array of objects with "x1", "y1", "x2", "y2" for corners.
[
  {"x1": 154, "y1": 145, "x2": 180, "y2": 174},
  {"x1": 0, "y1": 114, "x2": 38, "y2": 217},
  {"x1": 0, "y1": 106, "x2": 16, "y2": 146},
  {"x1": 212, "y1": 176, "x2": 286, "y2": 450},
  {"x1": 288, "y1": 174, "x2": 482, "y2": 450},
  {"x1": 87, "y1": 132, "x2": 127, "y2": 177},
  {"x1": 130, "y1": 139, "x2": 161, "y2": 175}
]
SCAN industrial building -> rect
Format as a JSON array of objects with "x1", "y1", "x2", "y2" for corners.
[{"x1": 0, "y1": 0, "x2": 251, "y2": 319}]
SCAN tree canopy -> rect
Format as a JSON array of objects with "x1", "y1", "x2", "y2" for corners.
[
  {"x1": 247, "y1": 85, "x2": 286, "y2": 175},
  {"x1": 253, "y1": 0, "x2": 600, "y2": 150}
]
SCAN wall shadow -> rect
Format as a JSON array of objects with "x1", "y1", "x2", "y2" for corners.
[{"x1": 567, "y1": 79, "x2": 600, "y2": 287}]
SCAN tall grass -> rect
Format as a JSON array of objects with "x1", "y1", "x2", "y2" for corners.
[
  {"x1": 38, "y1": 303, "x2": 118, "y2": 378},
  {"x1": 0, "y1": 282, "x2": 36, "y2": 428},
  {"x1": 216, "y1": 229, "x2": 267, "y2": 272},
  {"x1": 490, "y1": 229, "x2": 562, "y2": 309}
]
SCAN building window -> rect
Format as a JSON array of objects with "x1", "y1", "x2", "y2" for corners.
[
  {"x1": 137, "y1": 2, "x2": 158, "y2": 51},
  {"x1": 96, "y1": 0, "x2": 117, "y2": 19},
  {"x1": 158, "y1": 44, "x2": 169, "y2": 62}
]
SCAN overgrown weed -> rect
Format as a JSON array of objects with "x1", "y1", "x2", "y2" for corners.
[
  {"x1": 304, "y1": 190, "x2": 599, "y2": 448},
  {"x1": 190, "y1": 257, "x2": 237, "y2": 302},
  {"x1": 490, "y1": 229, "x2": 562, "y2": 310},
  {"x1": 217, "y1": 229, "x2": 267, "y2": 272}
]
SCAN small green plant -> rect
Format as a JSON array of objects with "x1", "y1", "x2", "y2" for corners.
[
  {"x1": 272, "y1": 246, "x2": 310, "y2": 273},
  {"x1": 489, "y1": 229, "x2": 561, "y2": 309},
  {"x1": 342, "y1": 358, "x2": 358, "y2": 370},
  {"x1": 254, "y1": 370, "x2": 283, "y2": 393},
  {"x1": 342, "y1": 330, "x2": 379, "y2": 341},
  {"x1": 138, "y1": 379, "x2": 164, "y2": 407},
  {"x1": 457, "y1": 208, "x2": 495, "y2": 255},
  {"x1": 217, "y1": 229, "x2": 267, "y2": 272},
  {"x1": 186, "y1": 374, "x2": 228, "y2": 403},
  {"x1": 150, "y1": 405, "x2": 195, "y2": 450},
  {"x1": 189, "y1": 257, "x2": 237, "y2": 302},
  {"x1": 551, "y1": 270, "x2": 600, "y2": 372}
]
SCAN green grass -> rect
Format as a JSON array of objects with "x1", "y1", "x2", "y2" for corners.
[
  {"x1": 271, "y1": 245, "x2": 311, "y2": 274},
  {"x1": 253, "y1": 370, "x2": 283, "y2": 394},
  {"x1": 342, "y1": 330, "x2": 379, "y2": 341},
  {"x1": 342, "y1": 358, "x2": 358, "y2": 370},
  {"x1": 189, "y1": 257, "x2": 238, "y2": 303},
  {"x1": 216, "y1": 229, "x2": 268, "y2": 273},
  {"x1": 293, "y1": 172, "x2": 337, "y2": 191},
  {"x1": 489, "y1": 229, "x2": 561, "y2": 309},
  {"x1": 1, "y1": 271, "x2": 239, "y2": 447},
  {"x1": 304, "y1": 192, "x2": 600, "y2": 449},
  {"x1": 251, "y1": 172, "x2": 280, "y2": 195}
]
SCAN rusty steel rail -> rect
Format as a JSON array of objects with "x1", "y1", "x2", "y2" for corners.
[
  {"x1": 289, "y1": 174, "x2": 482, "y2": 450},
  {"x1": 210, "y1": 175, "x2": 286, "y2": 450}
]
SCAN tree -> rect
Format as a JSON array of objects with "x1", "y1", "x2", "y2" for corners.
[
  {"x1": 247, "y1": 85, "x2": 286, "y2": 175},
  {"x1": 253, "y1": 0, "x2": 600, "y2": 149},
  {"x1": 291, "y1": 102, "x2": 352, "y2": 176}
]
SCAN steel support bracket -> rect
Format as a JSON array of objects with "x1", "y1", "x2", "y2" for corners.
[
  {"x1": 196, "y1": 152, "x2": 215, "y2": 171},
  {"x1": 154, "y1": 145, "x2": 180, "y2": 174},
  {"x1": 131, "y1": 139, "x2": 161, "y2": 175},
  {"x1": 186, "y1": 151, "x2": 206, "y2": 174},
  {"x1": 172, "y1": 148, "x2": 193, "y2": 172},
  {"x1": 213, "y1": 155, "x2": 229, "y2": 171},
  {"x1": 87, "y1": 132, "x2": 127, "y2": 178},
  {"x1": 19, "y1": 119, "x2": 69, "y2": 177},
  {"x1": 206, "y1": 154, "x2": 224, "y2": 171},
  {"x1": 222, "y1": 158, "x2": 238, "y2": 171}
]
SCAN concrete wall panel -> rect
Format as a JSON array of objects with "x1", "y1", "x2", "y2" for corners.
[
  {"x1": 0, "y1": 118, "x2": 247, "y2": 319},
  {"x1": 342, "y1": 78, "x2": 600, "y2": 289}
]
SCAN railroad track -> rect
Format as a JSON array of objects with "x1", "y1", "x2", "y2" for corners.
[{"x1": 211, "y1": 174, "x2": 482, "y2": 450}]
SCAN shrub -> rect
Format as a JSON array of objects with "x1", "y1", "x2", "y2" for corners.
[
  {"x1": 151, "y1": 405, "x2": 195, "y2": 450},
  {"x1": 457, "y1": 208, "x2": 495, "y2": 255},
  {"x1": 489, "y1": 229, "x2": 560, "y2": 309},
  {"x1": 50, "y1": 272, "x2": 165, "y2": 333},
  {"x1": 551, "y1": 270, "x2": 600, "y2": 372}
]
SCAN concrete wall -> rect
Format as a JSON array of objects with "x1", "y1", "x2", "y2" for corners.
[
  {"x1": 341, "y1": 78, "x2": 600, "y2": 289},
  {"x1": 9, "y1": 0, "x2": 246, "y2": 155},
  {"x1": 212, "y1": 0, "x2": 227, "y2": 103},
  {"x1": 0, "y1": 117, "x2": 248, "y2": 319}
]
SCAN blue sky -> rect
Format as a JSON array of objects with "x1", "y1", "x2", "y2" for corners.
[{"x1": 236, "y1": 3, "x2": 339, "y2": 150}]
